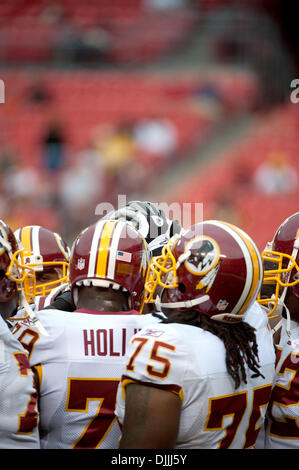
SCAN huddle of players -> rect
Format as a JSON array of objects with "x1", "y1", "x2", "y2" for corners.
[{"x1": 0, "y1": 200, "x2": 299, "y2": 449}]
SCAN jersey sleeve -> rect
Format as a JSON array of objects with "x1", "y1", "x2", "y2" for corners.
[
  {"x1": 11, "y1": 317, "x2": 56, "y2": 367},
  {"x1": 120, "y1": 323, "x2": 187, "y2": 399}
]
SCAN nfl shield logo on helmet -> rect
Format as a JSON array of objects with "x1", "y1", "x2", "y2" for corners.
[
  {"x1": 151, "y1": 215, "x2": 164, "y2": 227},
  {"x1": 77, "y1": 258, "x2": 85, "y2": 270},
  {"x1": 216, "y1": 299, "x2": 229, "y2": 311}
]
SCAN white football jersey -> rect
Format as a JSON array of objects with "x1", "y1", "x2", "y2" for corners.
[
  {"x1": 264, "y1": 317, "x2": 299, "y2": 449},
  {"x1": 12, "y1": 308, "x2": 160, "y2": 449},
  {"x1": 116, "y1": 303, "x2": 276, "y2": 449},
  {"x1": 0, "y1": 316, "x2": 40, "y2": 449}
]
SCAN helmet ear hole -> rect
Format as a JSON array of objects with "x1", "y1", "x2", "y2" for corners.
[{"x1": 178, "y1": 283, "x2": 186, "y2": 293}]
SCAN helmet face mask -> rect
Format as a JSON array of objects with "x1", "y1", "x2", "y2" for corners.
[
  {"x1": 14, "y1": 226, "x2": 70, "y2": 300},
  {"x1": 0, "y1": 220, "x2": 38, "y2": 319},
  {"x1": 257, "y1": 212, "x2": 299, "y2": 317},
  {"x1": 33, "y1": 263, "x2": 69, "y2": 297},
  {"x1": 145, "y1": 234, "x2": 181, "y2": 303},
  {"x1": 145, "y1": 220, "x2": 263, "y2": 322}
]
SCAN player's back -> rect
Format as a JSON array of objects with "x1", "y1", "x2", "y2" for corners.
[
  {"x1": 13, "y1": 308, "x2": 159, "y2": 449},
  {"x1": 0, "y1": 316, "x2": 40, "y2": 448},
  {"x1": 116, "y1": 304, "x2": 275, "y2": 449},
  {"x1": 175, "y1": 320, "x2": 274, "y2": 448}
]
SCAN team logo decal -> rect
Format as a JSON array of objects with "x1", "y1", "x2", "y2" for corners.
[
  {"x1": 151, "y1": 215, "x2": 164, "y2": 227},
  {"x1": 184, "y1": 236, "x2": 220, "y2": 276},
  {"x1": 77, "y1": 258, "x2": 86, "y2": 270},
  {"x1": 216, "y1": 299, "x2": 229, "y2": 311}
]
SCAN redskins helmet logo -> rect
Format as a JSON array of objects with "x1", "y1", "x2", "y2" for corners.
[{"x1": 184, "y1": 236, "x2": 220, "y2": 275}]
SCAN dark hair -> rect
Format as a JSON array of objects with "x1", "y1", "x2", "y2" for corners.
[{"x1": 153, "y1": 310, "x2": 264, "y2": 389}]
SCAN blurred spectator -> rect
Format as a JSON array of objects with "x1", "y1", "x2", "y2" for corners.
[
  {"x1": 26, "y1": 80, "x2": 53, "y2": 106},
  {"x1": 40, "y1": 0, "x2": 66, "y2": 24},
  {"x1": 51, "y1": 13, "x2": 112, "y2": 65},
  {"x1": 2, "y1": 165, "x2": 41, "y2": 200},
  {"x1": 0, "y1": 142, "x2": 17, "y2": 175},
  {"x1": 41, "y1": 119, "x2": 66, "y2": 172},
  {"x1": 133, "y1": 115, "x2": 178, "y2": 164},
  {"x1": 52, "y1": 17, "x2": 83, "y2": 64},
  {"x1": 79, "y1": 27, "x2": 113, "y2": 64},
  {"x1": 253, "y1": 151, "x2": 298, "y2": 195},
  {"x1": 95, "y1": 122, "x2": 137, "y2": 179},
  {"x1": 59, "y1": 149, "x2": 101, "y2": 210},
  {"x1": 143, "y1": 0, "x2": 187, "y2": 11}
]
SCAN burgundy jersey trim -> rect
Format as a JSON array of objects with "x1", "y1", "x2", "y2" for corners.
[{"x1": 121, "y1": 374, "x2": 182, "y2": 395}]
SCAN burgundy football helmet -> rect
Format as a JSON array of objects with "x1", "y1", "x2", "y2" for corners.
[
  {"x1": 0, "y1": 220, "x2": 21, "y2": 305},
  {"x1": 69, "y1": 219, "x2": 149, "y2": 312},
  {"x1": 0, "y1": 219, "x2": 37, "y2": 318},
  {"x1": 14, "y1": 225, "x2": 70, "y2": 299},
  {"x1": 145, "y1": 220, "x2": 263, "y2": 322},
  {"x1": 257, "y1": 212, "x2": 299, "y2": 317}
]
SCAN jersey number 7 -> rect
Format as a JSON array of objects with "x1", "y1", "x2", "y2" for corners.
[{"x1": 65, "y1": 377, "x2": 119, "y2": 449}]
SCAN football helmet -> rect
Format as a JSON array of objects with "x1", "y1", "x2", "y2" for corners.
[
  {"x1": 0, "y1": 219, "x2": 40, "y2": 318},
  {"x1": 101, "y1": 200, "x2": 182, "y2": 257},
  {"x1": 145, "y1": 220, "x2": 263, "y2": 322},
  {"x1": 257, "y1": 212, "x2": 299, "y2": 317},
  {"x1": 14, "y1": 225, "x2": 70, "y2": 299},
  {"x1": 69, "y1": 219, "x2": 149, "y2": 312}
]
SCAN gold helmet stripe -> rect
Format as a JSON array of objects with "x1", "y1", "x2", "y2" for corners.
[
  {"x1": 220, "y1": 220, "x2": 262, "y2": 315},
  {"x1": 205, "y1": 220, "x2": 261, "y2": 316},
  {"x1": 20, "y1": 226, "x2": 33, "y2": 256},
  {"x1": 54, "y1": 232, "x2": 70, "y2": 262},
  {"x1": 96, "y1": 221, "x2": 116, "y2": 278}
]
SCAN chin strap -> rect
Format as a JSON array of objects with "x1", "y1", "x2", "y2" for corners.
[
  {"x1": 271, "y1": 318, "x2": 283, "y2": 336},
  {"x1": 19, "y1": 291, "x2": 49, "y2": 336},
  {"x1": 283, "y1": 303, "x2": 296, "y2": 348},
  {"x1": 269, "y1": 296, "x2": 295, "y2": 348},
  {"x1": 155, "y1": 294, "x2": 210, "y2": 311}
]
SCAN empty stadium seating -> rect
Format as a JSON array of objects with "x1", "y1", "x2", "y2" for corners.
[
  {"x1": 0, "y1": 68, "x2": 259, "y2": 167},
  {"x1": 169, "y1": 102, "x2": 299, "y2": 250}
]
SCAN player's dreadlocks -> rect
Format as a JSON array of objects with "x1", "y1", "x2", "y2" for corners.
[{"x1": 153, "y1": 309, "x2": 264, "y2": 389}]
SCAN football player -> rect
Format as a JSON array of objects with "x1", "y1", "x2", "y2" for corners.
[
  {"x1": 0, "y1": 219, "x2": 40, "y2": 448},
  {"x1": 12, "y1": 219, "x2": 160, "y2": 449},
  {"x1": 42, "y1": 200, "x2": 182, "y2": 313},
  {"x1": 115, "y1": 220, "x2": 276, "y2": 449},
  {"x1": 256, "y1": 212, "x2": 299, "y2": 449},
  {"x1": 13, "y1": 225, "x2": 70, "y2": 313}
]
